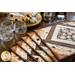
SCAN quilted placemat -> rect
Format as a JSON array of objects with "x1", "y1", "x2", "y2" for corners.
[{"x1": 34, "y1": 24, "x2": 75, "y2": 61}]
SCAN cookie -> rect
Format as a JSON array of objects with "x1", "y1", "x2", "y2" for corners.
[
  {"x1": 62, "y1": 30, "x2": 67, "y2": 33},
  {"x1": 70, "y1": 30, "x2": 75, "y2": 33},
  {"x1": 67, "y1": 32, "x2": 72, "y2": 36},
  {"x1": 60, "y1": 36, "x2": 66, "y2": 40},
  {"x1": 67, "y1": 35, "x2": 71, "y2": 39},
  {"x1": 62, "y1": 33, "x2": 66, "y2": 36}
]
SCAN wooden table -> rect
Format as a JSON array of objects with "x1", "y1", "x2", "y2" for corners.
[{"x1": 0, "y1": 13, "x2": 75, "y2": 62}]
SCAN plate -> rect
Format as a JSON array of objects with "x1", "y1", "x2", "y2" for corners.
[{"x1": 7, "y1": 12, "x2": 42, "y2": 27}]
